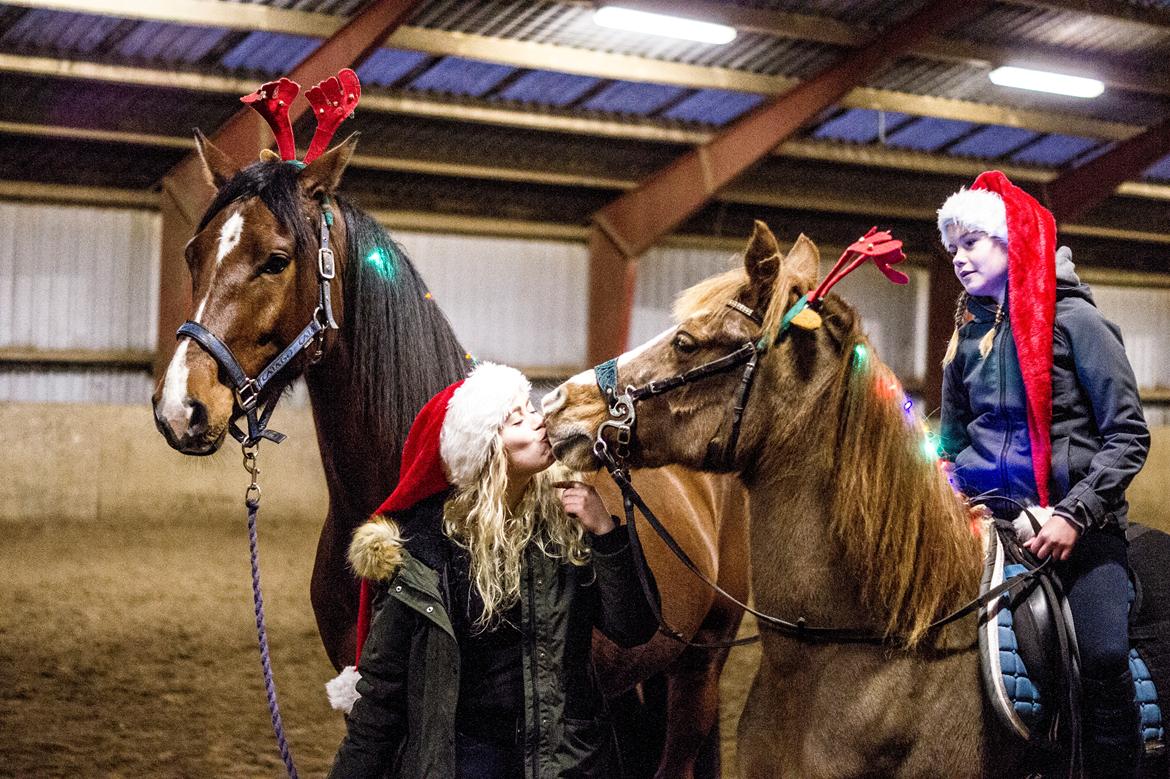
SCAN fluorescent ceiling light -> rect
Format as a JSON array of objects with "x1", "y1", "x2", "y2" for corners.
[
  {"x1": 593, "y1": 6, "x2": 737, "y2": 44},
  {"x1": 988, "y1": 66, "x2": 1104, "y2": 98}
]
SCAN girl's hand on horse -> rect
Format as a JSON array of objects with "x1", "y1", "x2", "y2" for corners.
[
  {"x1": 1023, "y1": 513, "x2": 1081, "y2": 561},
  {"x1": 554, "y1": 481, "x2": 617, "y2": 535}
]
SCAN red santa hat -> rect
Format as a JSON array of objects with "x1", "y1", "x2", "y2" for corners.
[
  {"x1": 937, "y1": 170, "x2": 1057, "y2": 506},
  {"x1": 352, "y1": 362, "x2": 530, "y2": 657}
]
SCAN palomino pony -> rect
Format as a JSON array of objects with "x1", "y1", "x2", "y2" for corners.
[
  {"x1": 543, "y1": 220, "x2": 1170, "y2": 777},
  {"x1": 150, "y1": 130, "x2": 747, "y2": 778}
]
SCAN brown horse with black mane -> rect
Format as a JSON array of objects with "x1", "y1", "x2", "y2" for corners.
[
  {"x1": 149, "y1": 123, "x2": 747, "y2": 777},
  {"x1": 543, "y1": 221, "x2": 1100, "y2": 776}
]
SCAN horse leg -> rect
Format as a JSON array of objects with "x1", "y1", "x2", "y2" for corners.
[
  {"x1": 655, "y1": 593, "x2": 743, "y2": 779},
  {"x1": 657, "y1": 488, "x2": 748, "y2": 779},
  {"x1": 310, "y1": 512, "x2": 358, "y2": 671}
]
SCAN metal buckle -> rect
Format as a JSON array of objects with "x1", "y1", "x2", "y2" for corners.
[
  {"x1": 236, "y1": 380, "x2": 259, "y2": 412},
  {"x1": 318, "y1": 247, "x2": 335, "y2": 280}
]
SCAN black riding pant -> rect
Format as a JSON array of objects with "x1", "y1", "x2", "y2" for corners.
[{"x1": 1057, "y1": 528, "x2": 1131, "y2": 682}]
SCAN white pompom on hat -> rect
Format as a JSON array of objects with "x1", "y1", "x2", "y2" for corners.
[{"x1": 937, "y1": 186, "x2": 1009, "y2": 247}]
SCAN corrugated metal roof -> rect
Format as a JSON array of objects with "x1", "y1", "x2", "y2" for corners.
[
  {"x1": 0, "y1": 9, "x2": 123, "y2": 54},
  {"x1": 661, "y1": 89, "x2": 764, "y2": 125},
  {"x1": 354, "y1": 47, "x2": 430, "y2": 87},
  {"x1": 410, "y1": 0, "x2": 842, "y2": 76},
  {"x1": 1145, "y1": 152, "x2": 1170, "y2": 181},
  {"x1": 947, "y1": 125, "x2": 1038, "y2": 158},
  {"x1": 221, "y1": 31, "x2": 319, "y2": 73},
  {"x1": 885, "y1": 117, "x2": 976, "y2": 152},
  {"x1": 406, "y1": 55, "x2": 516, "y2": 97},
  {"x1": 714, "y1": 0, "x2": 924, "y2": 27},
  {"x1": 581, "y1": 81, "x2": 687, "y2": 116},
  {"x1": 113, "y1": 20, "x2": 230, "y2": 64},
  {"x1": 495, "y1": 70, "x2": 600, "y2": 106},
  {"x1": 812, "y1": 109, "x2": 911, "y2": 144},
  {"x1": 961, "y1": 3, "x2": 1170, "y2": 58},
  {"x1": 869, "y1": 57, "x2": 1170, "y2": 127},
  {"x1": 1011, "y1": 134, "x2": 1100, "y2": 166}
]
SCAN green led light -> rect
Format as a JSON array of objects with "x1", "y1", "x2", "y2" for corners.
[
  {"x1": 852, "y1": 343, "x2": 868, "y2": 367},
  {"x1": 921, "y1": 433, "x2": 942, "y2": 460},
  {"x1": 365, "y1": 246, "x2": 397, "y2": 280}
]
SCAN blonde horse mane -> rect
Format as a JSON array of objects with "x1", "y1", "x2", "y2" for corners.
[{"x1": 678, "y1": 265, "x2": 982, "y2": 648}]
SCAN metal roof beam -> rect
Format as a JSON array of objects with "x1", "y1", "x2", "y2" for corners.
[
  {"x1": 584, "y1": 0, "x2": 984, "y2": 363},
  {"x1": 8, "y1": 117, "x2": 1170, "y2": 206},
  {"x1": 1045, "y1": 116, "x2": 1170, "y2": 222}
]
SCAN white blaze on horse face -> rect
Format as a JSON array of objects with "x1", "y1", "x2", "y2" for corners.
[
  {"x1": 158, "y1": 210, "x2": 246, "y2": 429},
  {"x1": 617, "y1": 326, "x2": 675, "y2": 371}
]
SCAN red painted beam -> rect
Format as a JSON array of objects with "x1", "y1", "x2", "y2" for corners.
[
  {"x1": 154, "y1": 0, "x2": 425, "y2": 379},
  {"x1": 585, "y1": 0, "x2": 986, "y2": 363},
  {"x1": 1044, "y1": 116, "x2": 1170, "y2": 224}
]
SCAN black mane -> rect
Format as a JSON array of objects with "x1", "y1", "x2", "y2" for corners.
[{"x1": 201, "y1": 161, "x2": 468, "y2": 455}]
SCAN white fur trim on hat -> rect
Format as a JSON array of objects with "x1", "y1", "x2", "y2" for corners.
[
  {"x1": 937, "y1": 187, "x2": 1008, "y2": 248},
  {"x1": 326, "y1": 665, "x2": 362, "y2": 713},
  {"x1": 440, "y1": 362, "x2": 531, "y2": 486}
]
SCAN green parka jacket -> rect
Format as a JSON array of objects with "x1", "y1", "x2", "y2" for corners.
[{"x1": 327, "y1": 491, "x2": 660, "y2": 779}]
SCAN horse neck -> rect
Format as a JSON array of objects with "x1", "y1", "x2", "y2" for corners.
[
  {"x1": 301, "y1": 205, "x2": 467, "y2": 531},
  {"x1": 303, "y1": 347, "x2": 394, "y2": 526},
  {"x1": 748, "y1": 348, "x2": 982, "y2": 645}
]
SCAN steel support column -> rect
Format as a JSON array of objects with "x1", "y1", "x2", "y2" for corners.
[
  {"x1": 1045, "y1": 116, "x2": 1170, "y2": 224},
  {"x1": 585, "y1": 0, "x2": 985, "y2": 363},
  {"x1": 923, "y1": 255, "x2": 964, "y2": 418},
  {"x1": 154, "y1": 0, "x2": 423, "y2": 380}
]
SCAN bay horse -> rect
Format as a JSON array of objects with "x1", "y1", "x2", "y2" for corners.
[
  {"x1": 542, "y1": 220, "x2": 1170, "y2": 777},
  {"x1": 150, "y1": 132, "x2": 747, "y2": 778}
]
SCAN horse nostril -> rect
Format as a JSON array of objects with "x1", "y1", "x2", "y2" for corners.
[
  {"x1": 187, "y1": 398, "x2": 209, "y2": 438},
  {"x1": 541, "y1": 386, "x2": 566, "y2": 416}
]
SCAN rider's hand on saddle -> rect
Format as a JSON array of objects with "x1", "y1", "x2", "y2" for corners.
[
  {"x1": 553, "y1": 481, "x2": 617, "y2": 536},
  {"x1": 1023, "y1": 512, "x2": 1081, "y2": 561}
]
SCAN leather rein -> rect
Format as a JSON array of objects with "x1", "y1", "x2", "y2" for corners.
[{"x1": 591, "y1": 297, "x2": 1052, "y2": 650}]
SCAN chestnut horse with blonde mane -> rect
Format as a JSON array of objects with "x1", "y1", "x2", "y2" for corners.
[
  {"x1": 150, "y1": 127, "x2": 746, "y2": 778},
  {"x1": 543, "y1": 221, "x2": 1041, "y2": 777}
]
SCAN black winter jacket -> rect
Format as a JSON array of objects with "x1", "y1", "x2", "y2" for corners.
[
  {"x1": 327, "y1": 491, "x2": 660, "y2": 778},
  {"x1": 941, "y1": 248, "x2": 1149, "y2": 530}
]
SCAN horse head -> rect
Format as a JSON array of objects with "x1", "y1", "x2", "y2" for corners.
[
  {"x1": 152, "y1": 132, "x2": 358, "y2": 455},
  {"x1": 543, "y1": 220, "x2": 854, "y2": 478}
]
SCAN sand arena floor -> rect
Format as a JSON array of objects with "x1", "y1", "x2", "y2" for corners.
[{"x1": 0, "y1": 516, "x2": 759, "y2": 778}]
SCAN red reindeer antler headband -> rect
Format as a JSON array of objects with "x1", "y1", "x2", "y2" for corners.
[
  {"x1": 240, "y1": 69, "x2": 362, "y2": 163},
  {"x1": 764, "y1": 227, "x2": 907, "y2": 347}
]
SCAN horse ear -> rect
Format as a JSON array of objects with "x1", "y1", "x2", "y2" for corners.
[
  {"x1": 193, "y1": 129, "x2": 239, "y2": 190},
  {"x1": 299, "y1": 132, "x2": 359, "y2": 198},
  {"x1": 743, "y1": 220, "x2": 782, "y2": 288},
  {"x1": 783, "y1": 233, "x2": 820, "y2": 288}
]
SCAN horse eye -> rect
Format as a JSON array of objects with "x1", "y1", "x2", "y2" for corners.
[
  {"x1": 672, "y1": 332, "x2": 698, "y2": 354},
  {"x1": 260, "y1": 254, "x2": 290, "y2": 275}
]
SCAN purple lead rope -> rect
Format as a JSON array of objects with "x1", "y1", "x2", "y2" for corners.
[{"x1": 246, "y1": 497, "x2": 300, "y2": 779}]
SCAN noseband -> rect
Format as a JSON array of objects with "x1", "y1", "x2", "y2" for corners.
[
  {"x1": 592, "y1": 299, "x2": 765, "y2": 474},
  {"x1": 176, "y1": 189, "x2": 340, "y2": 447}
]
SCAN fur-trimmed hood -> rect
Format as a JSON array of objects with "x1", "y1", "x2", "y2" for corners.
[
  {"x1": 349, "y1": 489, "x2": 451, "y2": 581},
  {"x1": 348, "y1": 518, "x2": 406, "y2": 581}
]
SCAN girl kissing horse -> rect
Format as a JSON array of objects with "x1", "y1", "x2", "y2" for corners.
[
  {"x1": 541, "y1": 220, "x2": 1170, "y2": 777},
  {"x1": 149, "y1": 121, "x2": 746, "y2": 778}
]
